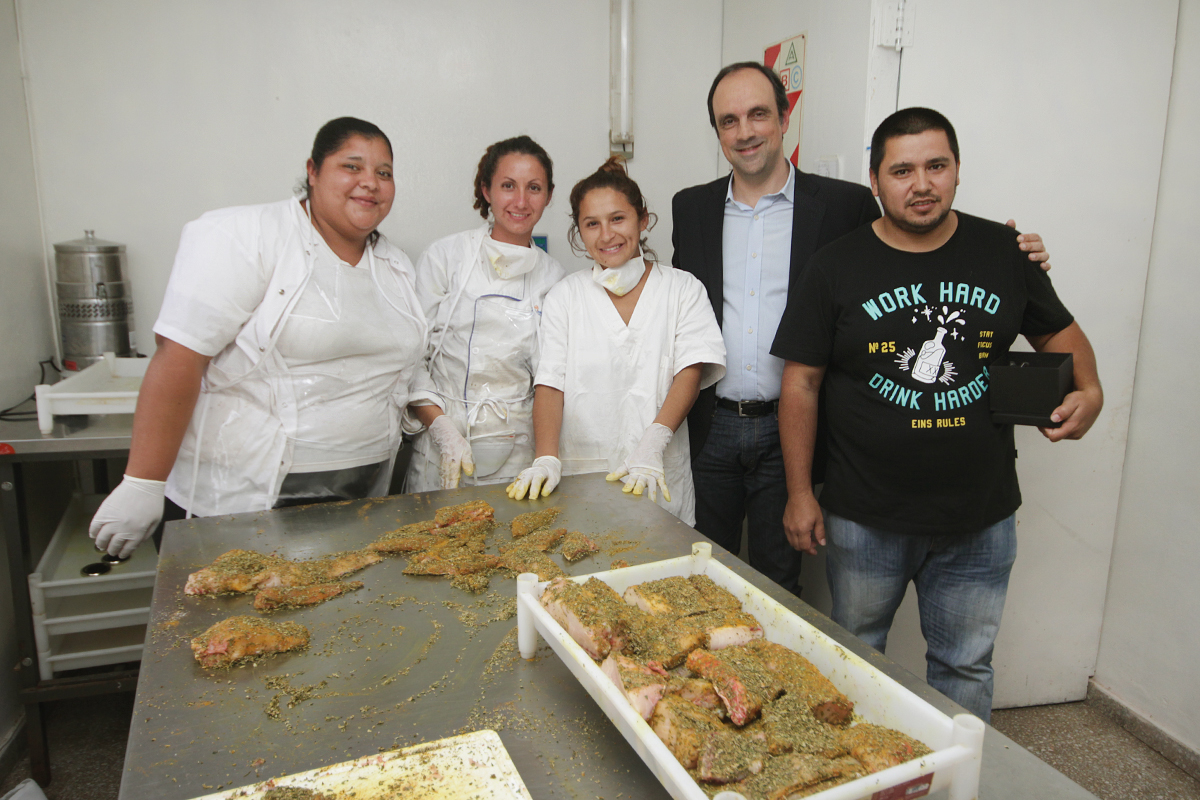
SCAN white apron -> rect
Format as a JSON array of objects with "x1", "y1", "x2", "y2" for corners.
[{"x1": 405, "y1": 226, "x2": 564, "y2": 491}]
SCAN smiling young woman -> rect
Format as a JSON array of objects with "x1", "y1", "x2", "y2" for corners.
[
  {"x1": 403, "y1": 135, "x2": 566, "y2": 493},
  {"x1": 506, "y1": 157, "x2": 727, "y2": 526}
]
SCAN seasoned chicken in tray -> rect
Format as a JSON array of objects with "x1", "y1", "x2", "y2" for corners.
[{"x1": 539, "y1": 570, "x2": 932, "y2": 799}]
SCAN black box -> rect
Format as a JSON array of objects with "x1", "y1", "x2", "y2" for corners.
[{"x1": 989, "y1": 351, "x2": 1074, "y2": 427}]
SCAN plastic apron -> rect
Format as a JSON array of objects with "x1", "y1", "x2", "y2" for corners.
[
  {"x1": 182, "y1": 227, "x2": 423, "y2": 514},
  {"x1": 408, "y1": 231, "x2": 540, "y2": 489}
]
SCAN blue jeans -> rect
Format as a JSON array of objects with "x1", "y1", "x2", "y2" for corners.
[
  {"x1": 691, "y1": 407, "x2": 801, "y2": 593},
  {"x1": 824, "y1": 511, "x2": 1017, "y2": 722}
]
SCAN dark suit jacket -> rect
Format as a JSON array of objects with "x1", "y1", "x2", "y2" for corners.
[{"x1": 671, "y1": 165, "x2": 881, "y2": 469}]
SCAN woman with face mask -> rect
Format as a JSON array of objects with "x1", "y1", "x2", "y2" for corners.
[
  {"x1": 88, "y1": 117, "x2": 458, "y2": 559},
  {"x1": 506, "y1": 158, "x2": 726, "y2": 525},
  {"x1": 404, "y1": 136, "x2": 566, "y2": 492}
]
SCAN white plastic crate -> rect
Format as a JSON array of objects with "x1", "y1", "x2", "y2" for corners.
[
  {"x1": 516, "y1": 542, "x2": 985, "y2": 800},
  {"x1": 34, "y1": 351, "x2": 146, "y2": 433},
  {"x1": 29, "y1": 494, "x2": 157, "y2": 680}
]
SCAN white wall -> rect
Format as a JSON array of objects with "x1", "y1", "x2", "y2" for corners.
[
  {"x1": 883, "y1": 0, "x2": 1178, "y2": 709},
  {"x1": 0, "y1": 0, "x2": 53, "y2": 409},
  {"x1": 721, "y1": 0, "x2": 876, "y2": 183},
  {"x1": 14, "y1": 0, "x2": 723, "y2": 357},
  {"x1": 725, "y1": 0, "x2": 1184, "y2": 712},
  {"x1": 1095, "y1": 0, "x2": 1200, "y2": 755},
  {"x1": 0, "y1": 0, "x2": 53, "y2": 749}
]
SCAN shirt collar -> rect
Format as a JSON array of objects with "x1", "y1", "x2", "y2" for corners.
[{"x1": 725, "y1": 163, "x2": 796, "y2": 208}]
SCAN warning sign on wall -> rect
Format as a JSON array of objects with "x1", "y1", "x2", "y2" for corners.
[{"x1": 764, "y1": 33, "x2": 806, "y2": 167}]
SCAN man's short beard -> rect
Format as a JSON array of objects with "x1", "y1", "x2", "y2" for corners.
[{"x1": 883, "y1": 203, "x2": 951, "y2": 235}]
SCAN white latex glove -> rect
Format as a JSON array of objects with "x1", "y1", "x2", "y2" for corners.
[
  {"x1": 506, "y1": 456, "x2": 562, "y2": 500},
  {"x1": 89, "y1": 475, "x2": 167, "y2": 558},
  {"x1": 427, "y1": 414, "x2": 475, "y2": 489},
  {"x1": 606, "y1": 422, "x2": 673, "y2": 503}
]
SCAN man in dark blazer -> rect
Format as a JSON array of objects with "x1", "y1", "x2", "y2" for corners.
[{"x1": 671, "y1": 62, "x2": 878, "y2": 595}]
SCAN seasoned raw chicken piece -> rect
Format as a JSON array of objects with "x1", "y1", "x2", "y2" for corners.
[
  {"x1": 685, "y1": 646, "x2": 784, "y2": 726},
  {"x1": 696, "y1": 729, "x2": 767, "y2": 784},
  {"x1": 732, "y1": 753, "x2": 866, "y2": 800},
  {"x1": 403, "y1": 542, "x2": 500, "y2": 576},
  {"x1": 433, "y1": 499, "x2": 495, "y2": 526},
  {"x1": 687, "y1": 574, "x2": 743, "y2": 610},
  {"x1": 368, "y1": 519, "x2": 442, "y2": 553},
  {"x1": 665, "y1": 677, "x2": 725, "y2": 713},
  {"x1": 319, "y1": 550, "x2": 383, "y2": 579},
  {"x1": 837, "y1": 723, "x2": 933, "y2": 773},
  {"x1": 185, "y1": 549, "x2": 381, "y2": 595},
  {"x1": 500, "y1": 549, "x2": 565, "y2": 581},
  {"x1": 622, "y1": 609, "x2": 761, "y2": 670},
  {"x1": 408, "y1": 536, "x2": 488, "y2": 561},
  {"x1": 499, "y1": 527, "x2": 565, "y2": 554},
  {"x1": 648, "y1": 694, "x2": 725, "y2": 769},
  {"x1": 623, "y1": 608, "x2": 704, "y2": 668},
  {"x1": 560, "y1": 531, "x2": 599, "y2": 562},
  {"x1": 624, "y1": 576, "x2": 707, "y2": 617},
  {"x1": 438, "y1": 518, "x2": 496, "y2": 539},
  {"x1": 184, "y1": 550, "x2": 286, "y2": 595},
  {"x1": 191, "y1": 616, "x2": 309, "y2": 668},
  {"x1": 758, "y1": 693, "x2": 847, "y2": 757},
  {"x1": 689, "y1": 609, "x2": 764, "y2": 650},
  {"x1": 601, "y1": 652, "x2": 669, "y2": 720},
  {"x1": 540, "y1": 577, "x2": 629, "y2": 660},
  {"x1": 746, "y1": 639, "x2": 854, "y2": 725},
  {"x1": 510, "y1": 507, "x2": 562, "y2": 537},
  {"x1": 252, "y1": 581, "x2": 363, "y2": 611},
  {"x1": 368, "y1": 531, "x2": 447, "y2": 554},
  {"x1": 378, "y1": 519, "x2": 439, "y2": 538},
  {"x1": 252, "y1": 550, "x2": 381, "y2": 589}
]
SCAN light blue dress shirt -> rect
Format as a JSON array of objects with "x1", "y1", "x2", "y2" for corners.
[{"x1": 715, "y1": 168, "x2": 795, "y2": 402}]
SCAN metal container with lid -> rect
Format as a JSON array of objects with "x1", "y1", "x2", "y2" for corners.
[{"x1": 54, "y1": 230, "x2": 137, "y2": 370}]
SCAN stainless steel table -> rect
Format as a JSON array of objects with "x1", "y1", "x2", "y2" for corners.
[
  {"x1": 0, "y1": 411, "x2": 137, "y2": 786},
  {"x1": 120, "y1": 474, "x2": 1096, "y2": 799}
]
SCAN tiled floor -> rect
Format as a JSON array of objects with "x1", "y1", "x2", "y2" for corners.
[
  {"x1": 2, "y1": 692, "x2": 1197, "y2": 799},
  {"x1": 991, "y1": 702, "x2": 1200, "y2": 800},
  {"x1": 0, "y1": 692, "x2": 133, "y2": 800}
]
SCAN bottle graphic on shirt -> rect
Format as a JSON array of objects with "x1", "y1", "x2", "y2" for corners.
[{"x1": 912, "y1": 327, "x2": 948, "y2": 384}]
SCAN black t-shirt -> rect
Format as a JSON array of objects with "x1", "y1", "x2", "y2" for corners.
[{"x1": 771, "y1": 212, "x2": 1075, "y2": 536}]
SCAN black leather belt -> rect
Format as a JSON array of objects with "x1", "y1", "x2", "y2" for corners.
[{"x1": 716, "y1": 397, "x2": 779, "y2": 417}]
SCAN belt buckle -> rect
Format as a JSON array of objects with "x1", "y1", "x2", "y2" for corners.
[{"x1": 737, "y1": 400, "x2": 754, "y2": 417}]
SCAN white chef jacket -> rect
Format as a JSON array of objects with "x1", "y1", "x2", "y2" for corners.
[
  {"x1": 405, "y1": 225, "x2": 565, "y2": 491},
  {"x1": 535, "y1": 263, "x2": 726, "y2": 525},
  {"x1": 154, "y1": 197, "x2": 437, "y2": 516}
]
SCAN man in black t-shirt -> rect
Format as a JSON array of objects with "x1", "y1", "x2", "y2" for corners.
[{"x1": 771, "y1": 108, "x2": 1103, "y2": 721}]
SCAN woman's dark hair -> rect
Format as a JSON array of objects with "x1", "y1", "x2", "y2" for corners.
[
  {"x1": 302, "y1": 117, "x2": 393, "y2": 198},
  {"x1": 473, "y1": 135, "x2": 555, "y2": 218},
  {"x1": 567, "y1": 156, "x2": 657, "y2": 260}
]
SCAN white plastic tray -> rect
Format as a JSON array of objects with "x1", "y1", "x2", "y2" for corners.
[
  {"x1": 41, "y1": 624, "x2": 146, "y2": 675},
  {"x1": 516, "y1": 542, "x2": 985, "y2": 800},
  {"x1": 34, "y1": 351, "x2": 146, "y2": 433},
  {"x1": 29, "y1": 493, "x2": 157, "y2": 679},
  {"x1": 193, "y1": 729, "x2": 533, "y2": 799}
]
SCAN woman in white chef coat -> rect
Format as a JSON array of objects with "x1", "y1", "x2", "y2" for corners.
[
  {"x1": 404, "y1": 136, "x2": 565, "y2": 491},
  {"x1": 506, "y1": 157, "x2": 725, "y2": 525},
  {"x1": 88, "y1": 117, "x2": 468, "y2": 558}
]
